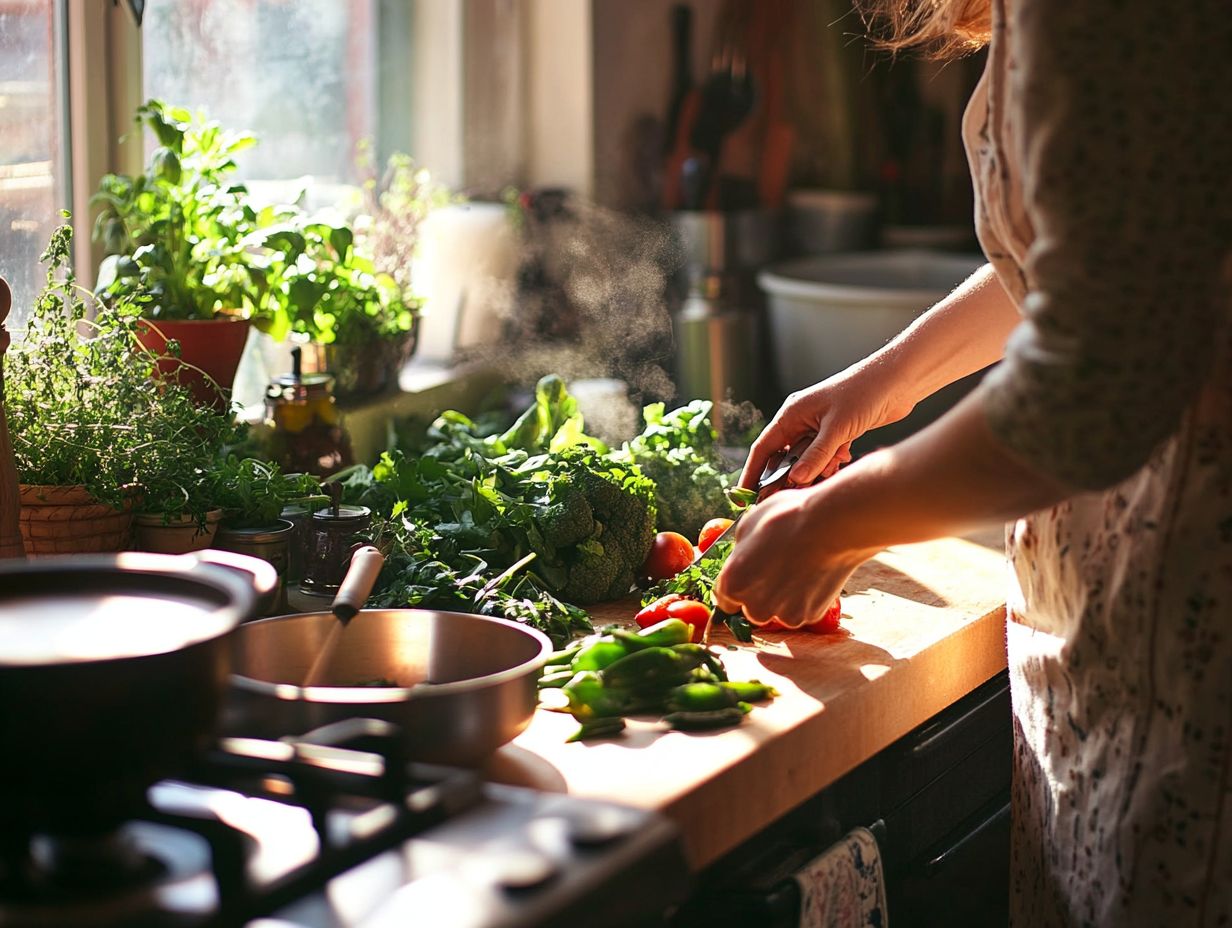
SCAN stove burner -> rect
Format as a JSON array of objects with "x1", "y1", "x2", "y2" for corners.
[
  {"x1": 0, "y1": 822, "x2": 217, "y2": 927},
  {"x1": 0, "y1": 720, "x2": 689, "y2": 928}
]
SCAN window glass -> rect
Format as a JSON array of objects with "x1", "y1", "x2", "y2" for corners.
[
  {"x1": 0, "y1": 0, "x2": 68, "y2": 330},
  {"x1": 142, "y1": 0, "x2": 379, "y2": 207}
]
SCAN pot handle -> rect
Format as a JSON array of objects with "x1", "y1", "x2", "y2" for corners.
[
  {"x1": 331, "y1": 545, "x2": 385, "y2": 622},
  {"x1": 190, "y1": 549, "x2": 280, "y2": 616}
]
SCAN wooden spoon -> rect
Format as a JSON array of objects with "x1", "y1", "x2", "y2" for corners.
[{"x1": 301, "y1": 545, "x2": 385, "y2": 687}]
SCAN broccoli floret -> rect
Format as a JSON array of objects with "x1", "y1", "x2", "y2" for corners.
[
  {"x1": 562, "y1": 542, "x2": 621, "y2": 604},
  {"x1": 534, "y1": 451, "x2": 656, "y2": 605},
  {"x1": 541, "y1": 485, "x2": 595, "y2": 549}
]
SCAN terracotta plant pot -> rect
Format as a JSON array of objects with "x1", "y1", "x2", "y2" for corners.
[
  {"x1": 136, "y1": 317, "x2": 252, "y2": 410},
  {"x1": 132, "y1": 508, "x2": 223, "y2": 555},
  {"x1": 19, "y1": 485, "x2": 135, "y2": 556}
]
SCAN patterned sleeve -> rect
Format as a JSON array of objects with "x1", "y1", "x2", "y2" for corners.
[{"x1": 980, "y1": 0, "x2": 1232, "y2": 490}]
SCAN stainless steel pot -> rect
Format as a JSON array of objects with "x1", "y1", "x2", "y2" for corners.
[
  {"x1": 0, "y1": 550, "x2": 278, "y2": 835},
  {"x1": 227, "y1": 607, "x2": 553, "y2": 766}
]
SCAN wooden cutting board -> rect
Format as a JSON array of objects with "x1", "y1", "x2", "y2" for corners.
[{"x1": 489, "y1": 531, "x2": 1009, "y2": 871}]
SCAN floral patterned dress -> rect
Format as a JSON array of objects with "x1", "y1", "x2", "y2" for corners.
[{"x1": 962, "y1": 0, "x2": 1232, "y2": 924}]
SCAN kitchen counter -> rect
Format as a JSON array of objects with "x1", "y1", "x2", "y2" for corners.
[{"x1": 487, "y1": 531, "x2": 1009, "y2": 872}]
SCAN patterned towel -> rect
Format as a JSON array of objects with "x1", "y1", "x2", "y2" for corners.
[{"x1": 795, "y1": 826, "x2": 888, "y2": 928}]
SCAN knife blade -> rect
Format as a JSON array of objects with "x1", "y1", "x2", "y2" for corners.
[{"x1": 691, "y1": 449, "x2": 801, "y2": 568}]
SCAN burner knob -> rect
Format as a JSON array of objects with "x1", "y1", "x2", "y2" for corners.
[
  {"x1": 480, "y1": 849, "x2": 559, "y2": 891},
  {"x1": 566, "y1": 807, "x2": 639, "y2": 847}
]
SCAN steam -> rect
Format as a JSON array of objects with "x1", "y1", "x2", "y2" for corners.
[{"x1": 461, "y1": 197, "x2": 682, "y2": 413}]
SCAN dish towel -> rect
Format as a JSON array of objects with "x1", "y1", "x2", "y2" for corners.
[{"x1": 795, "y1": 826, "x2": 889, "y2": 928}]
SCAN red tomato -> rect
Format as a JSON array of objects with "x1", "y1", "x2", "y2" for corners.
[
  {"x1": 697, "y1": 518, "x2": 735, "y2": 553},
  {"x1": 641, "y1": 531, "x2": 694, "y2": 581},
  {"x1": 665, "y1": 598, "x2": 713, "y2": 643},
  {"x1": 634, "y1": 594, "x2": 685, "y2": 628},
  {"x1": 759, "y1": 597, "x2": 843, "y2": 634}
]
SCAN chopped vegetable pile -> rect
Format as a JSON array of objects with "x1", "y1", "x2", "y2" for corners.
[{"x1": 538, "y1": 618, "x2": 777, "y2": 741}]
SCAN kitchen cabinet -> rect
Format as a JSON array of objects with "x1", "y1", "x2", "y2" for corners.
[{"x1": 669, "y1": 670, "x2": 1011, "y2": 927}]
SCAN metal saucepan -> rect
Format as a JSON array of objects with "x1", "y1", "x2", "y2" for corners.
[
  {"x1": 0, "y1": 550, "x2": 278, "y2": 835},
  {"x1": 226, "y1": 549, "x2": 553, "y2": 766}
]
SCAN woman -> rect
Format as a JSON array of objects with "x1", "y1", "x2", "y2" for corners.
[{"x1": 714, "y1": 0, "x2": 1231, "y2": 924}]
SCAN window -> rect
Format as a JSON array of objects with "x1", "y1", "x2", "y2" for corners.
[
  {"x1": 0, "y1": 0, "x2": 69, "y2": 329},
  {"x1": 142, "y1": 0, "x2": 412, "y2": 208}
]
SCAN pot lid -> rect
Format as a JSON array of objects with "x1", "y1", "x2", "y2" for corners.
[{"x1": 0, "y1": 553, "x2": 254, "y2": 667}]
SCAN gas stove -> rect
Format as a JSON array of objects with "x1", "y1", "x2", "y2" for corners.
[{"x1": 0, "y1": 720, "x2": 689, "y2": 928}]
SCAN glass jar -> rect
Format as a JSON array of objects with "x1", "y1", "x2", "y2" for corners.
[
  {"x1": 300, "y1": 505, "x2": 373, "y2": 596},
  {"x1": 263, "y1": 370, "x2": 354, "y2": 478}
]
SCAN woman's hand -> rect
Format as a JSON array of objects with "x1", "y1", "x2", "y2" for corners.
[
  {"x1": 712, "y1": 483, "x2": 878, "y2": 628},
  {"x1": 741, "y1": 361, "x2": 914, "y2": 490}
]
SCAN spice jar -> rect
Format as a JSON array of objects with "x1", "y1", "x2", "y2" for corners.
[
  {"x1": 264, "y1": 348, "x2": 354, "y2": 478},
  {"x1": 299, "y1": 503, "x2": 373, "y2": 596}
]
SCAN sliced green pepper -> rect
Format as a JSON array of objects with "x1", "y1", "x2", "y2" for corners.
[
  {"x1": 537, "y1": 669, "x2": 578, "y2": 689},
  {"x1": 612, "y1": 618, "x2": 692, "y2": 651},
  {"x1": 601, "y1": 645, "x2": 709, "y2": 692},
  {"x1": 663, "y1": 703, "x2": 752, "y2": 731},
  {"x1": 563, "y1": 671, "x2": 630, "y2": 720},
  {"x1": 570, "y1": 639, "x2": 631, "y2": 672},
  {"x1": 719, "y1": 680, "x2": 778, "y2": 702},
  {"x1": 666, "y1": 682, "x2": 741, "y2": 712},
  {"x1": 567, "y1": 717, "x2": 626, "y2": 742}
]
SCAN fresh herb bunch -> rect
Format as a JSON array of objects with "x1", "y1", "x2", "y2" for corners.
[
  {"x1": 92, "y1": 100, "x2": 264, "y2": 323},
  {"x1": 4, "y1": 221, "x2": 235, "y2": 512},
  {"x1": 614, "y1": 400, "x2": 737, "y2": 540},
  {"x1": 344, "y1": 376, "x2": 657, "y2": 645},
  {"x1": 210, "y1": 457, "x2": 326, "y2": 529}
]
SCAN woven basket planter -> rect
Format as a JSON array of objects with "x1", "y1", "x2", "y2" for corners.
[{"x1": 19, "y1": 485, "x2": 135, "y2": 555}]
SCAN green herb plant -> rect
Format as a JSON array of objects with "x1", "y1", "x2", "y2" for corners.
[
  {"x1": 92, "y1": 100, "x2": 267, "y2": 325},
  {"x1": 209, "y1": 456, "x2": 327, "y2": 529},
  {"x1": 4, "y1": 221, "x2": 236, "y2": 516}
]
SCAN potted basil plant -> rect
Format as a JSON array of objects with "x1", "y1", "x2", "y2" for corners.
[{"x1": 92, "y1": 100, "x2": 274, "y2": 408}]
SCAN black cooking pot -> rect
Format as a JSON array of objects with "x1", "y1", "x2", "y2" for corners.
[{"x1": 0, "y1": 550, "x2": 277, "y2": 835}]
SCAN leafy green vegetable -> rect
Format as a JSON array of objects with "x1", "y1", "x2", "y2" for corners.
[
  {"x1": 614, "y1": 400, "x2": 737, "y2": 540},
  {"x1": 346, "y1": 376, "x2": 656, "y2": 645}
]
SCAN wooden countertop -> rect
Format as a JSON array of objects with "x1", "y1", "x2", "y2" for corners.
[{"x1": 484, "y1": 532, "x2": 1009, "y2": 872}]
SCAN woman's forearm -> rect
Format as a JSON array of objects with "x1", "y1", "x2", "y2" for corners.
[
  {"x1": 806, "y1": 386, "x2": 1071, "y2": 554},
  {"x1": 869, "y1": 264, "x2": 1021, "y2": 412}
]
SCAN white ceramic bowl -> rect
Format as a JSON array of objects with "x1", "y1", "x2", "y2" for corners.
[{"x1": 758, "y1": 249, "x2": 985, "y2": 395}]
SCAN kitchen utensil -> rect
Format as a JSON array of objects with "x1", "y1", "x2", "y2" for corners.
[
  {"x1": 0, "y1": 549, "x2": 278, "y2": 833},
  {"x1": 0, "y1": 276, "x2": 22, "y2": 559},
  {"x1": 228, "y1": 599, "x2": 554, "y2": 766},
  {"x1": 664, "y1": 4, "x2": 693, "y2": 155},
  {"x1": 690, "y1": 0, "x2": 756, "y2": 209},
  {"x1": 301, "y1": 544, "x2": 385, "y2": 687}
]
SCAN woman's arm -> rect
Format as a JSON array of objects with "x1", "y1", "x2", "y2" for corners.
[
  {"x1": 715, "y1": 389, "x2": 1069, "y2": 625},
  {"x1": 742, "y1": 263, "x2": 1021, "y2": 487}
]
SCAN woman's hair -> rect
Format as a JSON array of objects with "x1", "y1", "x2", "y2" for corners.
[{"x1": 856, "y1": 0, "x2": 992, "y2": 58}]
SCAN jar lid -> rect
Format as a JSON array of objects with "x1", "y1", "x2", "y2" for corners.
[{"x1": 311, "y1": 504, "x2": 371, "y2": 526}]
